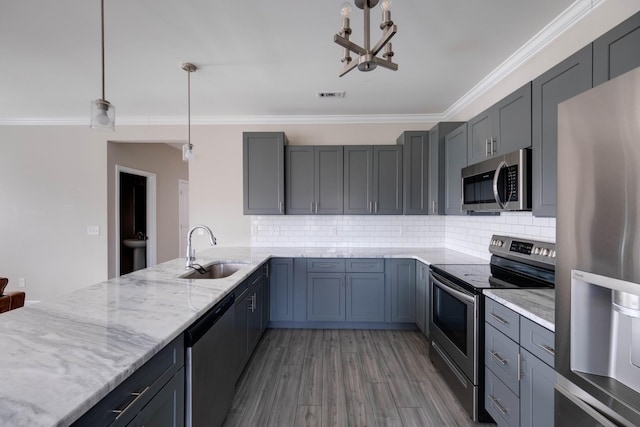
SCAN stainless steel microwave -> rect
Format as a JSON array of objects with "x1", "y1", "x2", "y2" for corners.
[{"x1": 461, "y1": 148, "x2": 531, "y2": 212}]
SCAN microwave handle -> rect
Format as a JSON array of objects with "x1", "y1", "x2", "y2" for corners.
[{"x1": 492, "y1": 160, "x2": 507, "y2": 209}]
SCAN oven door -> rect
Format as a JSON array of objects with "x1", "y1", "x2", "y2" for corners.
[{"x1": 429, "y1": 270, "x2": 479, "y2": 383}]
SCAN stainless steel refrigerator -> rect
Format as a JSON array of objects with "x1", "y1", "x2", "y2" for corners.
[{"x1": 556, "y1": 65, "x2": 640, "y2": 426}]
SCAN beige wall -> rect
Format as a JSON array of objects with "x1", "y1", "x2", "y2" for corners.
[
  {"x1": 107, "y1": 142, "x2": 188, "y2": 278},
  {"x1": 1, "y1": 0, "x2": 638, "y2": 300}
]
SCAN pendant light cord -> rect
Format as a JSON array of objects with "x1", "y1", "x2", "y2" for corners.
[
  {"x1": 101, "y1": 0, "x2": 105, "y2": 101},
  {"x1": 187, "y1": 68, "x2": 191, "y2": 147}
]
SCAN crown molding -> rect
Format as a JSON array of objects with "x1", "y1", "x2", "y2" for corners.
[
  {"x1": 0, "y1": 0, "x2": 602, "y2": 127},
  {"x1": 442, "y1": 0, "x2": 605, "y2": 120}
]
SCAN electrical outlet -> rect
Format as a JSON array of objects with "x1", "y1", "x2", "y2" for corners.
[
  {"x1": 18, "y1": 278, "x2": 26, "y2": 288},
  {"x1": 87, "y1": 225, "x2": 100, "y2": 236}
]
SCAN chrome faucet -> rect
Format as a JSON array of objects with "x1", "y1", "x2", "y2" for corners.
[{"x1": 185, "y1": 225, "x2": 217, "y2": 269}]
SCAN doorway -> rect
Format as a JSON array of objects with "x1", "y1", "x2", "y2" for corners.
[{"x1": 116, "y1": 165, "x2": 157, "y2": 276}]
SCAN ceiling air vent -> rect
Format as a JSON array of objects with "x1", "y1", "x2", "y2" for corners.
[{"x1": 317, "y1": 91, "x2": 346, "y2": 98}]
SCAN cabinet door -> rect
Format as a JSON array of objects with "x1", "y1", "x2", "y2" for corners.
[
  {"x1": 415, "y1": 262, "x2": 428, "y2": 335},
  {"x1": 593, "y1": 11, "x2": 640, "y2": 86},
  {"x1": 520, "y1": 349, "x2": 555, "y2": 427},
  {"x1": 373, "y1": 145, "x2": 403, "y2": 215},
  {"x1": 132, "y1": 368, "x2": 185, "y2": 427},
  {"x1": 494, "y1": 82, "x2": 532, "y2": 156},
  {"x1": 307, "y1": 273, "x2": 345, "y2": 321},
  {"x1": 233, "y1": 296, "x2": 249, "y2": 380},
  {"x1": 243, "y1": 132, "x2": 286, "y2": 215},
  {"x1": 428, "y1": 127, "x2": 441, "y2": 215},
  {"x1": 532, "y1": 45, "x2": 592, "y2": 217},
  {"x1": 315, "y1": 146, "x2": 344, "y2": 214},
  {"x1": 247, "y1": 281, "x2": 263, "y2": 354},
  {"x1": 270, "y1": 258, "x2": 294, "y2": 322},
  {"x1": 345, "y1": 273, "x2": 385, "y2": 322},
  {"x1": 444, "y1": 123, "x2": 468, "y2": 215},
  {"x1": 286, "y1": 146, "x2": 315, "y2": 214},
  {"x1": 400, "y1": 131, "x2": 430, "y2": 215},
  {"x1": 344, "y1": 146, "x2": 373, "y2": 214},
  {"x1": 468, "y1": 110, "x2": 493, "y2": 165},
  {"x1": 388, "y1": 259, "x2": 416, "y2": 323}
]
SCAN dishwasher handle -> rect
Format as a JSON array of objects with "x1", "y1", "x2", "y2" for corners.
[{"x1": 185, "y1": 292, "x2": 235, "y2": 346}]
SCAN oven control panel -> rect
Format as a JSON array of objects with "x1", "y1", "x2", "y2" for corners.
[{"x1": 490, "y1": 235, "x2": 556, "y2": 267}]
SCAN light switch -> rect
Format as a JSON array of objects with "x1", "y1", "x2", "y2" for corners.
[{"x1": 87, "y1": 225, "x2": 100, "y2": 236}]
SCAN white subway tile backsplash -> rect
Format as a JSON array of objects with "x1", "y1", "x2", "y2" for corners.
[{"x1": 251, "y1": 211, "x2": 555, "y2": 258}]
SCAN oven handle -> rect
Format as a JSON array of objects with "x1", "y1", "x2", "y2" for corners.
[
  {"x1": 492, "y1": 160, "x2": 507, "y2": 209},
  {"x1": 430, "y1": 271, "x2": 476, "y2": 305}
]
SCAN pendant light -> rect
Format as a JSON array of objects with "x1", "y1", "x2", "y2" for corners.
[
  {"x1": 182, "y1": 62, "x2": 197, "y2": 162},
  {"x1": 90, "y1": 0, "x2": 115, "y2": 131}
]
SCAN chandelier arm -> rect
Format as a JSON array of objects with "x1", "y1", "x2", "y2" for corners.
[
  {"x1": 371, "y1": 25, "x2": 397, "y2": 56},
  {"x1": 334, "y1": 34, "x2": 367, "y2": 56},
  {"x1": 338, "y1": 59, "x2": 360, "y2": 77},
  {"x1": 373, "y1": 56, "x2": 398, "y2": 71}
]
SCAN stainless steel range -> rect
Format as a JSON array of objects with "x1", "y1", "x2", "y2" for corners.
[{"x1": 429, "y1": 235, "x2": 556, "y2": 422}]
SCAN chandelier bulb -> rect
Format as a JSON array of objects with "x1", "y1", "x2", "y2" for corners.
[
  {"x1": 341, "y1": 2, "x2": 352, "y2": 17},
  {"x1": 381, "y1": 0, "x2": 392, "y2": 11}
]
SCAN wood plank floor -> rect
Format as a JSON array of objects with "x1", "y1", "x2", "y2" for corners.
[{"x1": 223, "y1": 329, "x2": 496, "y2": 427}]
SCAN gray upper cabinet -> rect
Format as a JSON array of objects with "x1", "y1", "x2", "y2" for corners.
[
  {"x1": 428, "y1": 122, "x2": 464, "y2": 215},
  {"x1": 593, "y1": 11, "x2": 640, "y2": 86},
  {"x1": 398, "y1": 131, "x2": 430, "y2": 215},
  {"x1": 468, "y1": 82, "x2": 532, "y2": 165},
  {"x1": 344, "y1": 145, "x2": 403, "y2": 215},
  {"x1": 532, "y1": 45, "x2": 592, "y2": 217},
  {"x1": 286, "y1": 145, "x2": 343, "y2": 215},
  {"x1": 444, "y1": 123, "x2": 468, "y2": 215},
  {"x1": 243, "y1": 132, "x2": 286, "y2": 215}
]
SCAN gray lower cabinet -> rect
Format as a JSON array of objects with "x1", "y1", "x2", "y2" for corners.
[
  {"x1": 532, "y1": 45, "x2": 592, "y2": 217},
  {"x1": 415, "y1": 261, "x2": 429, "y2": 335},
  {"x1": 346, "y1": 272, "x2": 385, "y2": 322},
  {"x1": 269, "y1": 258, "x2": 294, "y2": 322},
  {"x1": 243, "y1": 132, "x2": 287, "y2": 215},
  {"x1": 286, "y1": 145, "x2": 343, "y2": 215},
  {"x1": 307, "y1": 272, "x2": 345, "y2": 321},
  {"x1": 593, "y1": 11, "x2": 640, "y2": 86},
  {"x1": 444, "y1": 123, "x2": 468, "y2": 215},
  {"x1": 72, "y1": 336, "x2": 185, "y2": 427},
  {"x1": 387, "y1": 259, "x2": 416, "y2": 323},
  {"x1": 344, "y1": 145, "x2": 403, "y2": 215},
  {"x1": 484, "y1": 297, "x2": 555, "y2": 427},
  {"x1": 468, "y1": 82, "x2": 532, "y2": 165}
]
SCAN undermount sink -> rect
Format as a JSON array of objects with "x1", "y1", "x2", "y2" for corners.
[
  {"x1": 123, "y1": 239, "x2": 147, "y2": 249},
  {"x1": 181, "y1": 262, "x2": 250, "y2": 280}
]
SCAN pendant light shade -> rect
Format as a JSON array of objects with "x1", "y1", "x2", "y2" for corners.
[{"x1": 90, "y1": 0, "x2": 115, "y2": 131}]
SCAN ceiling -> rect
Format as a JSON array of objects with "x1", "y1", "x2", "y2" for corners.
[{"x1": 1, "y1": 0, "x2": 579, "y2": 124}]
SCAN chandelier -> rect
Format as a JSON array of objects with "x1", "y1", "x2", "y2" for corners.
[{"x1": 333, "y1": 0, "x2": 398, "y2": 77}]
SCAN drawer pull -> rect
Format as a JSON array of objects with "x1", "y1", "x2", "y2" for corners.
[
  {"x1": 489, "y1": 395, "x2": 508, "y2": 415},
  {"x1": 538, "y1": 343, "x2": 555, "y2": 356},
  {"x1": 316, "y1": 263, "x2": 335, "y2": 268},
  {"x1": 517, "y1": 353, "x2": 522, "y2": 381},
  {"x1": 489, "y1": 351, "x2": 508, "y2": 366},
  {"x1": 489, "y1": 312, "x2": 508, "y2": 325},
  {"x1": 112, "y1": 386, "x2": 150, "y2": 420}
]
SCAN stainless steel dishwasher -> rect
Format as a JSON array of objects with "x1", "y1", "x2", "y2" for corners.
[{"x1": 185, "y1": 292, "x2": 235, "y2": 427}]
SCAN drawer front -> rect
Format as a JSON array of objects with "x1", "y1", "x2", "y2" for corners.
[
  {"x1": 345, "y1": 258, "x2": 384, "y2": 273},
  {"x1": 485, "y1": 323, "x2": 520, "y2": 396},
  {"x1": 486, "y1": 298, "x2": 520, "y2": 342},
  {"x1": 485, "y1": 368, "x2": 520, "y2": 427},
  {"x1": 306, "y1": 258, "x2": 345, "y2": 273},
  {"x1": 520, "y1": 317, "x2": 555, "y2": 368}
]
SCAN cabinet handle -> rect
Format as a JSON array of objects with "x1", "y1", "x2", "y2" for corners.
[
  {"x1": 489, "y1": 312, "x2": 508, "y2": 325},
  {"x1": 112, "y1": 386, "x2": 150, "y2": 420},
  {"x1": 517, "y1": 352, "x2": 522, "y2": 381},
  {"x1": 315, "y1": 201, "x2": 319, "y2": 213},
  {"x1": 279, "y1": 201, "x2": 284, "y2": 214},
  {"x1": 432, "y1": 200, "x2": 436, "y2": 214},
  {"x1": 490, "y1": 137, "x2": 496, "y2": 154},
  {"x1": 369, "y1": 201, "x2": 373, "y2": 213},
  {"x1": 485, "y1": 139, "x2": 490, "y2": 156},
  {"x1": 374, "y1": 201, "x2": 378, "y2": 213},
  {"x1": 538, "y1": 343, "x2": 555, "y2": 356},
  {"x1": 489, "y1": 351, "x2": 508, "y2": 366},
  {"x1": 489, "y1": 395, "x2": 508, "y2": 416},
  {"x1": 310, "y1": 202, "x2": 314, "y2": 213}
]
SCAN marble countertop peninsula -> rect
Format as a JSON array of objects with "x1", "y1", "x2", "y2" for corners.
[
  {"x1": 484, "y1": 288, "x2": 555, "y2": 331},
  {"x1": 0, "y1": 246, "x2": 485, "y2": 426}
]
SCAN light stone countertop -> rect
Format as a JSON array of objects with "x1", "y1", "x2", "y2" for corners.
[
  {"x1": 483, "y1": 288, "x2": 555, "y2": 332},
  {"x1": 0, "y1": 246, "x2": 485, "y2": 427}
]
